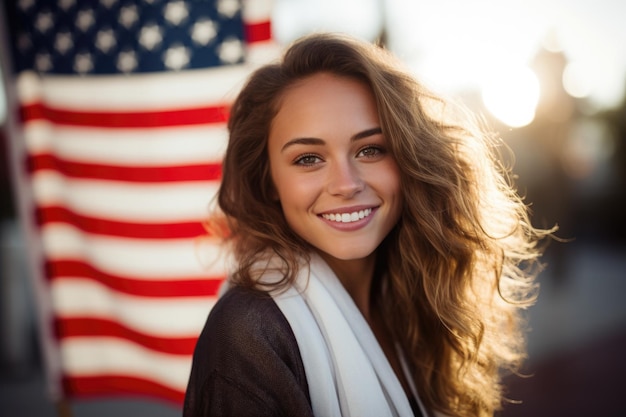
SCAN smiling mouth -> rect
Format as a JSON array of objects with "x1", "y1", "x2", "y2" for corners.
[{"x1": 320, "y1": 208, "x2": 373, "y2": 223}]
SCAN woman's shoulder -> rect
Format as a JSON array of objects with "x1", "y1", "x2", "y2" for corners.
[
  {"x1": 209, "y1": 285, "x2": 283, "y2": 326},
  {"x1": 185, "y1": 285, "x2": 313, "y2": 416},
  {"x1": 213, "y1": 284, "x2": 275, "y2": 312},
  {"x1": 200, "y1": 285, "x2": 298, "y2": 354}
]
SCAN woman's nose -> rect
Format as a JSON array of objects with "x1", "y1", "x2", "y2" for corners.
[{"x1": 326, "y1": 160, "x2": 364, "y2": 198}]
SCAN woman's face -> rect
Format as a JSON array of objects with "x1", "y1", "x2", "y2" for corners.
[{"x1": 268, "y1": 73, "x2": 402, "y2": 266}]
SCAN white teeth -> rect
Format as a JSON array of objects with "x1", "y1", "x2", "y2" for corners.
[{"x1": 322, "y1": 208, "x2": 373, "y2": 223}]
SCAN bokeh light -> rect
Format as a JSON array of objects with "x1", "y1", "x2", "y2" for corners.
[
  {"x1": 562, "y1": 61, "x2": 593, "y2": 99},
  {"x1": 481, "y1": 64, "x2": 541, "y2": 127}
]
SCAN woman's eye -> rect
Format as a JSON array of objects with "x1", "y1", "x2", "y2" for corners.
[
  {"x1": 294, "y1": 154, "x2": 322, "y2": 166},
  {"x1": 357, "y1": 146, "x2": 384, "y2": 158}
]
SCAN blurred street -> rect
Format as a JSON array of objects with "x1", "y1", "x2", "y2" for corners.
[
  {"x1": 1, "y1": 230, "x2": 625, "y2": 416},
  {"x1": 500, "y1": 240, "x2": 626, "y2": 417}
]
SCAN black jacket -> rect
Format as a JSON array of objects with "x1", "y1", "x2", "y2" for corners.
[
  {"x1": 183, "y1": 285, "x2": 423, "y2": 417},
  {"x1": 183, "y1": 286, "x2": 314, "y2": 417}
]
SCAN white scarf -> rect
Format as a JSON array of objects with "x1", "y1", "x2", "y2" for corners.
[{"x1": 266, "y1": 253, "x2": 430, "y2": 417}]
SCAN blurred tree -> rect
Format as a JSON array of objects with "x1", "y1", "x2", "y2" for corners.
[
  {"x1": 593, "y1": 90, "x2": 626, "y2": 241},
  {"x1": 505, "y1": 46, "x2": 578, "y2": 283}
]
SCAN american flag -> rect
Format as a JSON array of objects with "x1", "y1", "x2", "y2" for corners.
[{"x1": 3, "y1": 0, "x2": 277, "y2": 406}]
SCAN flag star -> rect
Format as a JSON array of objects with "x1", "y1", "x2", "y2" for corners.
[
  {"x1": 100, "y1": 0, "x2": 118, "y2": 9},
  {"x1": 35, "y1": 11, "x2": 55, "y2": 34},
  {"x1": 163, "y1": 44, "x2": 190, "y2": 70},
  {"x1": 59, "y1": 0, "x2": 76, "y2": 11},
  {"x1": 218, "y1": 37, "x2": 244, "y2": 64},
  {"x1": 17, "y1": 33, "x2": 32, "y2": 53},
  {"x1": 35, "y1": 53, "x2": 53, "y2": 72},
  {"x1": 119, "y1": 5, "x2": 139, "y2": 28},
  {"x1": 55, "y1": 31, "x2": 74, "y2": 55},
  {"x1": 190, "y1": 19, "x2": 217, "y2": 46},
  {"x1": 96, "y1": 28, "x2": 117, "y2": 53},
  {"x1": 76, "y1": 9, "x2": 95, "y2": 32},
  {"x1": 139, "y1": 24, "x2": 163, "y2": 51},
  {"x1": 18, "y1": 0, "x2": 35, "y2": 12},
  {"x1": 163, "y1": 1, "x2": 189, "y2": 26},
  {"x1": 117, "y1": 50, "x2": 138, "y2": 73},
  {"x1": 74, "y1": 52, "x2": 94, "y2": 74},
  {"x1": 217, "y1": 0, "x2": 241, "y2": 18}
]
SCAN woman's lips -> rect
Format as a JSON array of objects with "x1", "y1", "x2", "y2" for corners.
[
  {"x1": 320, "y1": 208, "x2": 373, "y2": 223},
  {"x1": 318, "y1": 207, "x2": 378, "y2": 230}
]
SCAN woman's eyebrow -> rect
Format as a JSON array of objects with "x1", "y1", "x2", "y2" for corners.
[
  {"x1": 281, "y1": 137, "x2": 325, "y2": 152},
  {"x1": 281, "y1": 127, "x2": 382, "y2": 153},
  {"x1": 351, "y1": 127, "x2": 382, "y2": 141}
]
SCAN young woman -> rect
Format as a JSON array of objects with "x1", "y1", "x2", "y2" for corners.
[{"x1": 183, "y1": 33, "x2": 552, "y2": 417}]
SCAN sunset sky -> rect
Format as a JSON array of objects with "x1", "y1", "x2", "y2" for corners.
[{"x1": 273, "y1": 0, "x2": 626, "y2": 125}]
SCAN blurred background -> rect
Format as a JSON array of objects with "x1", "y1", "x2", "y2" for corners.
[{"x1": 1, "y1": 0, "x2": 625, "y2": 416}]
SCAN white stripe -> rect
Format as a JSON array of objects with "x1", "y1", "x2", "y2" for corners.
[
  {"x1": 32, "y1": 172, "x2": 218, "y2": 222},
  {"x1": 61, "y1": 337, "x2": 193, "y2": 391},
  {"x1": 246, "y1": 40, "x2": 282, "y2": 67},
  {"x1": 42, "y1": 223, "x2": 229, "y2": 279},
  {"x1": 16, "y1": 66, "x2": 250, "y2": 109},
  {"x1": 52, "y1": 279, "x2": 216, "y2": 337},
  {"x1": 23, "y1": 121, "x2": 228, "y2": 165},
  {"x1": 243, "y1": 0, "x2": 281, "y2": 66},
  {"x1": 243, "y1": 0, "x2": 274, "y2": 23}
]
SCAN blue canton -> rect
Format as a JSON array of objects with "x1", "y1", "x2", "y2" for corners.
[{"x1": 6, "y1": 0, "x2": 245, "y2": 74}]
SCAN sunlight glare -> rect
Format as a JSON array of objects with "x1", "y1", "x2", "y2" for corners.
[
  {"x1": 562, "y1": 61, "x2": 592, "y2": 98},
  {"x1": 481, "y1": 64, "x2": 540, "y2": 128}
]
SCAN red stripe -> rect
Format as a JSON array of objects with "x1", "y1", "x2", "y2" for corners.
[
  {"x1": 63, "y1": 375, "x2": 184, "y2": 404},
  {"x1": 46, "y1": 260, "x2": 224, "y2": 298},
  {"x1": 37, "y1": 206, "x2": 206, "y2": 239},
  {"x1": 245, "y1": 21, "x2": 272, "y2": 43},
  {"x1": 27, "y1": 153, "x2": 222, "y2": 183},
  {"x1": 20, "y1": 102, "x2": 229, "y2": 127},
  {"x1": 55, "y1": 317, "x2": 198, "y2": 356}
]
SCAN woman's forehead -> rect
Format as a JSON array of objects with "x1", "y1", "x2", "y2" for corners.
[{"x1": 268, "y1": 73, "x2": 380, "y2": 145}]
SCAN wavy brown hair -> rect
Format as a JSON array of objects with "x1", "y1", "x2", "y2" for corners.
[{"x1": 211, "y1": 32, "x2": 553, "y2": 417}]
